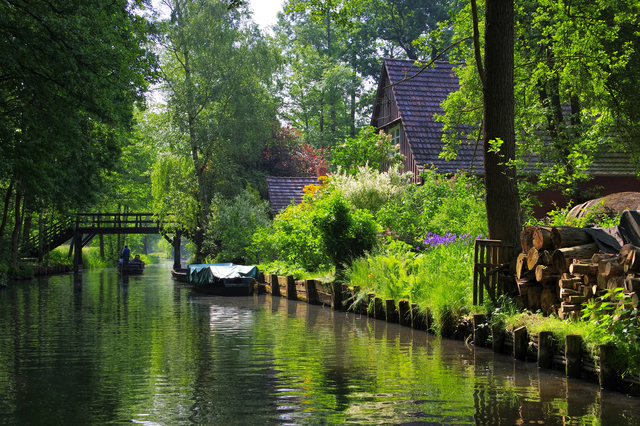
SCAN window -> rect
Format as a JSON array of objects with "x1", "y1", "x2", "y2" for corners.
[{"x1": 389, "y1": 125, "x2": 401, "y2": 146}]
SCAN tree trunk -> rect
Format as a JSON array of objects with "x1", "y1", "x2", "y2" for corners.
[
  {"x1": 10, "y1": 176, "x2": 23, "y2": 267},
  {"x1": 22, "y1": 210, "x2": 32, "y2": 246},
  {"x1": 482, "y1": 0, "x2": 521, "y2": 246},
  {"x1": 0, "y1": 179, "x2": 14, "y2": 238}
]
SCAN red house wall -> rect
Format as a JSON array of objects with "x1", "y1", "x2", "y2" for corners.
[{"x1": 532, "y1": 176, "x2": 640, "y2": 218}]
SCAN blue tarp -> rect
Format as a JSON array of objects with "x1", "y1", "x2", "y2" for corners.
[{"x1": 187, "y1": 263, "x2": 259, "y2": 286}]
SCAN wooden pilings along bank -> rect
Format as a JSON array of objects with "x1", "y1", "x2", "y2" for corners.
[
  {"x1": 33, "y1": 264, "x2": 72, "y2": 276},
  {"x1": 261, "y1": 273, "x2": 639, "y2": 395}
]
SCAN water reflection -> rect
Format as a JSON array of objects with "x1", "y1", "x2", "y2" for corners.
[{"x1": 0, "y1": 263, "x2": 639, "y2": 425}]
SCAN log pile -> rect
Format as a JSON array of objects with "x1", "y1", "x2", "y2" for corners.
[{"x1": 516, "y1": 226, "x2": 640, "y2": 319}]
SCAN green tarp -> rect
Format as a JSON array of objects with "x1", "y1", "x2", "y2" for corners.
[{"x1": 187, "y1": 263, "x2": 259, "y2": 286}]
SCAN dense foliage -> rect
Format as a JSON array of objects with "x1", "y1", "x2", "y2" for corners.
[
  {"x1": 377, "y1": 169, "x2": 487, "y2": 246},
  {"x1": 330, "y1": 127, "x2": 405, "y2": 175},
  {"x1": 0, "y1": 0, "x2": 157, "y2": 266},
  {"x1": 204, "y1": 189, "x2": 271, "y2": 264},
  {"x1": 153, "y1": 0, "x2": 280, "y2": 260},
  {"x1": 252, "y1": 183, "x2": 379, "y2": 273},
  {"x1": 348, "y1": 236, "x2": 475, "y2": 334}
]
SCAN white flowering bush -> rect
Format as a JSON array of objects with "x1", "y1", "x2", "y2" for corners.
[{"x1": 328, "y1": 165, "x2": 412, "y2": 214}]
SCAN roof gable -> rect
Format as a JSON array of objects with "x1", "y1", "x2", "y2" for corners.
[
  {"x1": 371, "y1": 58, "x2": 636, "y2": 177},
  {"x1": 266, "y1": 176, "x2": 320, "y2": 213},
  {"x1": 371, "y1": 59, "x2": 482, "y2": 174}
]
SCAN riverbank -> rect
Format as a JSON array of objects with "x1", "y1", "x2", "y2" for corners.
[{"x1": 261, "y1": 273, "x2": 639, "y2": 396}]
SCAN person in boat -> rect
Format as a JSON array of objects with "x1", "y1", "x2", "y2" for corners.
[
  {"x1": 130, "y1": 254, "x2": 145, "y2": 268},
  {"x1": 121, "y1": 245, "x2": 130, "y2": 266}
]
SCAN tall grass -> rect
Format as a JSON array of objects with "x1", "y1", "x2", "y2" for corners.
[
  {"x1": 43, "y1": 246, "x2": 73, "y2": 266},
  {"x1": 82, "y1": 246, "x2": 110, "y2": 269},
  {"x1": 347, "y1": 236, "x2": 475, "y2": 334},
  {"x1": 80, "y1": 246, "x2": 158, "y2": 269}
]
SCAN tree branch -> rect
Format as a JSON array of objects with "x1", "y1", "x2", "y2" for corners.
[{"x1": 384, "y1": 36, "x2": 472, "y2": 89}]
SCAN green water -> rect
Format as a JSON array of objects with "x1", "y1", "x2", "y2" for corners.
[{"x1": 0, "y1": 261, "x2": 639, "y2": 425}]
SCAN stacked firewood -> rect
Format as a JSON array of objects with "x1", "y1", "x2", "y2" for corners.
[{"x1": 516, "y1": 226, "x2": 640, "y2": 319}]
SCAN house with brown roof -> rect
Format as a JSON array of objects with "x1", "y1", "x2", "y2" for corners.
[
  {"x1": 265, "y1": 176, "x2": 320, "y2": 215},
  {"x1": 371, "y1": 58, "x2": 640, "y2": 216}
]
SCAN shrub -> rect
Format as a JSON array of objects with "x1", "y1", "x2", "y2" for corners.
[
  {"x1": 204, "y1": 189, "x2": 271, "y2": 264},
  {"x1": 312, "y1": 192, "x2": 379, "y2": 268},
  {"x1": 377, "y1": 169, "x2": 487, "y2": 245},
  {"x1": 348, "y1": 233, "x2": 475, "y2": 335},
  {"x1": 327, "y1": 165, "x2": 411, "y2": 214},
  {"x1": 330, "y1": 126, "x2": 405, "y2": 175},
  {"x1": 250, "y1": 190, "x2": 379, "y2": 272},
  {"x1": 250, "y1": 202, "x2": 329, "y2": 271}
]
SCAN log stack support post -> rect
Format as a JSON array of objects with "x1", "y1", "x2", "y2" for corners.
[
  {"x1": 268, "y1": 274, "x2": 279, "y2": 296},
  {"x1": 373, "y1": 297, "x2": 385, "y2": 320},
  {"x1": 331, "y1": 282, "x2": 343, "y2": 309},
  {"x1": 537, "y1": 331, "x2": 554, "y2": 369},
  {"x1": 385, "y1": 299, "x2": 398, "y2": 323},
  {"x1": 284, "y1": 275, "x2": 296, "y2": 300},
  {"x1": 599, "y1": 344, "x2": 617, "y2": 390}
]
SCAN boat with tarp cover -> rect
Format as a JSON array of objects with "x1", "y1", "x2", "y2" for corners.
[{"x1": 187, "y1": 263, "x2": 259, "y2": 296}]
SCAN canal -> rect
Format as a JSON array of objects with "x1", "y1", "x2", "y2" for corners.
[{"x1": 1, "y1": 261, "x2": 640, "y2": 425}]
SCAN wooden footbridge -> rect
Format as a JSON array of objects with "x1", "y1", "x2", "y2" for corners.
[{"x1": 20, "y1": 213, "x2": 182, "y2": 272}]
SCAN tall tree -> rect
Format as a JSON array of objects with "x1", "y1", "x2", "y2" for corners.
[
  {"x1": 441, "y1": 0, "x2": 640, "y2": 209},
  {"x1": 478, "y1": 0, "x2": 521, "y2": 243},
  {"x1": 155, "y1": 0, "x2": 279, "y2": 261},
  {"x1": 0, "y1": 0, "x2": 157, "y2": 263},
  {"x1": 276, "y1": 0, "x2": 366, "y2": 147},
  {"x1": 363, "y1": 0, "x2": 460, "y2": 60}
]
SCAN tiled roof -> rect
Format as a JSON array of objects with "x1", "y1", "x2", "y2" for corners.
[
  {"x1": 382, "y1": 59, "x2": 482, "y2": 173},
  {"x1": 376, "y1": 58, "x2": 636, "y2": 177},
  {"x1": 266, "y1": 177, "x2": 320, "y2": 213}
]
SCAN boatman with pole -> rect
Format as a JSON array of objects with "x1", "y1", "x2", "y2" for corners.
[{"x1": 121, "y1": 245, "x2": 130, "y2": 266}]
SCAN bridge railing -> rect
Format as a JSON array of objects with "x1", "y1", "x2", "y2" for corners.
[
  {"x1": 21, "y1": 213, "x2": 179, "y2": 257},
  {"x1": 21, "y1": 217, "x2": 75, "y2": 256},
  {"x1": 76, "y1": 213, "x2": 159, "y2": 229}
]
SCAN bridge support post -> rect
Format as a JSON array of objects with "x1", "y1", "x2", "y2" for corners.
[
  {"x1": 173, "y1": 231, "x2": 182, "y2": 270},
  {"x1": 73, "y1": 231, "x2": 83, "y2": 272}
]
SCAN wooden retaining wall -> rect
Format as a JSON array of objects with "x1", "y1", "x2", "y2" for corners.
[
  {"x1": 33, "y1": 264, "x2": 72, "y2": 276},
  {"x1": 259, "y1": 274, "x2": 639, "y2": 395}
]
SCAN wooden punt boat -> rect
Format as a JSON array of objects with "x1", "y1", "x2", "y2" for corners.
[
  {"x1": 171, "y1": 268, "x2": 188, "y2": 283},
  {"x1": 118, "y1": 262, "x2": 145, "y2": 275}
]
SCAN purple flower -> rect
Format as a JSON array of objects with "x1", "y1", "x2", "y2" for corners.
[{"x1": 417, "y1": 232, "x2": 472, "y2": 251}]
